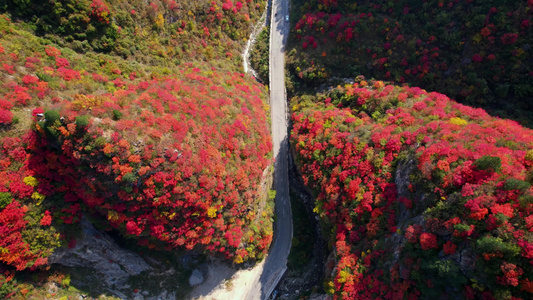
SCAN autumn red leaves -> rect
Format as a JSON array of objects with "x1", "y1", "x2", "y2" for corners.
[
  {"x1": 291, "y1": 82, "x2": 533, "y2": 298},
  {"x1": 289, "y1": 0, "x2": 532, "y2": 124},
  {"x1": 0, "y1": 16, "x2": 273, "y2": 277},
  {"x1": 26, "y1": 66, "x2": 274, "y2": 264}
]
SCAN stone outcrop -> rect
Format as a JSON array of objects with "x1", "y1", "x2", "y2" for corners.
[{"x1": 48, "y1": 218, "x2": 151, "y2": 288}]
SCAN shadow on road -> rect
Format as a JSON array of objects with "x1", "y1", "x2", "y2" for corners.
[
  {"x1": 248, "y1": 0, "x2": 293, "y2": 298},
  {"x1": 256, "y1": 137, "x2": 292, "y2": 300}
]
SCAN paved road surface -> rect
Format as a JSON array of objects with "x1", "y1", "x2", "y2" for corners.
[{"x1": 245, "y1": 0, "x2": 292, "y2": 299}]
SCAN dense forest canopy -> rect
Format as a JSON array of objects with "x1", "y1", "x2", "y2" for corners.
[
  {"x1": 286, "y1": 0, "x2": 533, "y2": 298},
  {"x1": 291, "y1": 81, "x2": 533, "y2": 299},
  {"x1": 287, "y1": 0, "x2": 532, "y2": 125},
  {"x1": 0, "y1": 0, "x2": 273, "y2": 297},
  {"x1": 1, "y1": 0, "x2": 533, "y2": 298}
]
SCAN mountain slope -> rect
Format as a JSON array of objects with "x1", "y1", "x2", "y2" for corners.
[
  {"x1": 290, "y1": 81, "x2": 533, "y2": 298},
  {"x1": 0, "y1": 0, "x2": 272, "y2": 297},
  {"x1": 286, "y1": 0, "x2": 532, "y2": 125}
]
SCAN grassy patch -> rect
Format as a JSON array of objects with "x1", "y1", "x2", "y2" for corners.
[
  {"x1": 3, "y1": 267, "x2": 120, "y2": 300},
  {"x1": 250, "y1": 26, "x2": 270, "y2": 82}
]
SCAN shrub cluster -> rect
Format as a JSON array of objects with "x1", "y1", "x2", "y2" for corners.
[{"x1": 28, "y1": 66, "x2": 273, "y2": 263}]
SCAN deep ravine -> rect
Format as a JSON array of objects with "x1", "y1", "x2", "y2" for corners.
[{"x1": 272, "y1": 146, "x2": 329, "y2": 299}]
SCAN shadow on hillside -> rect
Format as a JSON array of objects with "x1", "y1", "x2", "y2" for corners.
[
  {"x1": 43, "y1": 218, "x2": 199, "y2": 299},
  {"x1": 256, "y1": 136, "x2": 292, "y2": 300},
  {"x1": 272, "y1": 143, "x2": 328, "y2": 296},
  {"x1": 187, "y1": 259, "x2": 239, "y2": 299}
]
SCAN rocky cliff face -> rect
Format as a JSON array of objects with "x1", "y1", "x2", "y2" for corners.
[
  {"x1": 49, "y1": 219, "x2": 151, "y2": 289},
  {"x1": 47, "y1": 218, "x2": 186, "y2": 299},
  {"x1": 46, "y1": 164, "x2": 275, "y2": 299},
  {"x1": 389, "y1": 156, "x2": 476, "y2": 297}
]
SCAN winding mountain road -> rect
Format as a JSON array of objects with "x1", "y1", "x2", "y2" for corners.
[{"x1": 245, "y1": 0, "x2": 292, "y2": 299}]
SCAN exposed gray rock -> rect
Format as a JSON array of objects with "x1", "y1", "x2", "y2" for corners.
[
  {"x1": 133, "y1": 294, "x2": 144, "y2": 300},
  {"x1": 48, "y1": 218, "x2": 151, "y2": 287},
  {"x1": 458, "y1": 248, "x2": 478, "y2": 278},
  {"x1": 307, "y1": 293, "x2": 330, "y2": 300},
  {"x1": 45, "y1": 282, "x2": 59, "y2": 295},
  {"x1": 395, "y1": 157, "x2": 418, "y2": 225},
  {"x1": 189, "y1": 269, "x2": 205, "y2": 286},
  {"x1": 395, "y1": 157, "x2": 417, "y2": 197},
  {"x1": 382, "y1": 156, "x2": 434, "y2": 268}
]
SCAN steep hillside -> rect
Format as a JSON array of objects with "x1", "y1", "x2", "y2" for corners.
[
  {"x1": 26, "y1": 65, "x2": 273, "y2": 261},
  {"x1": 290, "y1": 81, "x2": 533, "y2": 298},
  {"x1": 0, "y1": 0, "x2": 272, "y2": 297},
  {"x1": 1, "y1": 0, "x2": 265, "y2": 66},
  {"x1": 287, "y1": 0, "x2": 532, "y2": 125}
]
